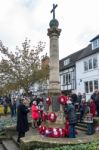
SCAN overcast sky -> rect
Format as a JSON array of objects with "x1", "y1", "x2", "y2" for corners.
[{"x1": 0, "y1": 0, "x2": 99, "y2": 59}]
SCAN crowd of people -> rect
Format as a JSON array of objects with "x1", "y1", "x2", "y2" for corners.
[
  {"x1": 65, "y1": 90, "x2": 99, "y2": 137},
  {"x1": 70, "y1": 90, "x2": 99, "y2": 119},
  {"x1": 0, "y1": 90, "x2": 99, "y2": 141},
  {"x1": 16, "y1": 95, "x2": 45, "y2": 142}
]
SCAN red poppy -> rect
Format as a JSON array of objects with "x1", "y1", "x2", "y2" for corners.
[
  {"x1": 38, "y1": 125, "x2": 46, "y2": 135},
  {"x1": 42, "y1": 112, "x2": 47, "y2": 122},
  {"x1": 58, "y1": 95, "x2": 69, "y2": 105},
  {"x1": 46, "y1": 96, "x2": 52, "y2": 106},
  {"x1": 48, "y1": 112, "x2": 57, "y2": 122}
]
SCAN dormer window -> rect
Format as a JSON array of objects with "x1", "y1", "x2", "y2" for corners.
[
  {"x1": 92, "y1": 39, "x2": 99, "y2": 50},
  {"x1": 64, "y1": 58, "x2": 70, "y2": 66},
  {"x1": 90, "y1": 35, "x2": 99, "y2": 50}
]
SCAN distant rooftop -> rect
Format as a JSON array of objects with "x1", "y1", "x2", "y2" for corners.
[{"x1": 60, "y1": 34, "x2": 99, "y2": 71}]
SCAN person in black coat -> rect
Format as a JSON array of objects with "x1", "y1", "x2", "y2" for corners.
[
  {"x1": 91, "y1": 90, "x2": 98, "y2": 103},
  {"x1": 16, "y1": 98, "x2": 30, "y2": 142},
  {"x1": 71, "y1": 93, "x2": 78, "y2": 105},
  {"x1": 66, "y1": 100, "x2": 77, "y2": 138}
]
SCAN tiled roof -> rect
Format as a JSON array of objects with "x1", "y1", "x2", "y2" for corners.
[{"x1": 59, "y1": 44, "x2": 99, "y2": 71}]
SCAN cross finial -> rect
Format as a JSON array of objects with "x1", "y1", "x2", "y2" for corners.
[{"x1": 50, "y1": 4, "x2": 58, "y2": 19}]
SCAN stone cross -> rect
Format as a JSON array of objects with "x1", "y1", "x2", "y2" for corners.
[{"x1": 50, "y1": 4, "x2": 58, "y2": 19}]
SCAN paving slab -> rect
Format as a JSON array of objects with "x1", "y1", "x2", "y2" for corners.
[
  {"x1": 12, "y1": 136, "x2": 20, "y2": 147},
  {"x1": 2, "y1": 140, "x2": 19, "y2": 150},
  {"x1": 0, "y1": 144, "x2": 5, "y2": 150}
]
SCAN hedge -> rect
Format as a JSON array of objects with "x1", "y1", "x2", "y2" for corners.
[{"x1": 35, "y1": 141, "x2": 99, "y2": 150}]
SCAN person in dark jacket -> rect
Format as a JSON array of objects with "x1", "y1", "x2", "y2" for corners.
[
  {"x1": 91, "y1": 90, "x2": 98, "y2": 103},
  {"x1": 79, "y1": 99, "x2": 86, "y2": 122},
  {"x1": 16, "y1": 98, "x2": 30, "y2": 143},
  {"x1": 66, "y1": 100, "x2": 77, "y2": 138},
  {"x1": 71, "y1": 92, "x2": 78, "y2": 105},
  {"x1": 10, "y1": 98, "x2": 16, "y2": 117},
  {"x1": 77, "y1": 92, "x2": 82, "y2": 104}
]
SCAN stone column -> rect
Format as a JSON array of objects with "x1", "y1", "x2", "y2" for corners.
[
  {"x1": 47, "y1": 28, "x2": 61, "y2": 95},
  {"x1": 46, "y1": 5, "x2": 65, "y2": 126},
  {"x1": 47, "y1": 18, "x2": 62, "y2": 114}
]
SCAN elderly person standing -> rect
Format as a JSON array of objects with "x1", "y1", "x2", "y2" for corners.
[
  {"x1": 16, "y1": 98, "x2": 30, "y2": 143},
  {"x1": 66, "y1": 99, "x2": 77, "y2": 138}
]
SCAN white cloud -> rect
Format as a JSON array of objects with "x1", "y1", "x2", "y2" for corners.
[{"x1": 0, "y1": 0, "x2": 99, "y2": 59}]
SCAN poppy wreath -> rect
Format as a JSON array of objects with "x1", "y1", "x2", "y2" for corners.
[
  {"x1": 57, "y1": 128, "x2": 66, "y2": 137},
  {"x1": 38, "y1": 126, "x2": 66, "y2": 138},
  {"x1": 46, "y1": 96, "x2": 52, "y2": 106},
  {"x1": 42, "y1": 112, "x2": 47, "y2": 122},
  {"x1": 46, "y1": 128, "x2": 65, "y2": 138},
  {"x1": 45, "y1": 127, "x2": 53, "y2": 137},
  {"x1": 48, "y1": 112, "x2": 57, "y2": 122},
  {"x1": 58, "y1": 95, "x2": 66, "y2": 105},
  {"x1": 58, "y1": 95, "x2": 65, "y2": 105},
  {"x1": 52, "y1": 128, "x2": 60, "y2": 138},
  {"x1": 38, "y1": 125, "x2": 46, "y2": 135}
]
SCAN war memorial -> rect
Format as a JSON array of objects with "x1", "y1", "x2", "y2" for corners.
[
  {"x1": 0, "y1": 4, "x2": 99, "y2": 150},
  {"x1": 19, "y1": 4, "x2": 99, "y2": 150}
]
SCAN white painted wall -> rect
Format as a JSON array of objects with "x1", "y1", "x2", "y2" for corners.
[{"x1": 76, "y1": 53, "x2": 99, "y2": 100}]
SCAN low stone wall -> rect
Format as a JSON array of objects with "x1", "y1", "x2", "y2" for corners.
[
  {"x1": 5, "y1": 125, "x2": 17, "y2": 138},
  {"x1": 20, "y1": 133, "x2": 99, "y2": 150}
]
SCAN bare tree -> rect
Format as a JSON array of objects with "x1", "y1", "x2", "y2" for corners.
[{"x1": 0, "y1": 39, "x2": 46, "y2": 94}]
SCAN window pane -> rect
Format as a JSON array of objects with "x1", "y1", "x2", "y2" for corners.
[
  {"x1": 66, "y1": 74, "x2": 68, "y2": 84},
  {"x1": 94, "y1": 80, "x2": 98, "y2": 90},
  {"x1": 97, "y1": 39, "x2": 99, "y2": 47},
  {"x1": 85, "y1": 82, "x2": 88, "y2": 93},
  {"x1": 89, "y1": 59, "x2": 92, "y2": 69},
  {"x1": 68, "y1": 73, "x2": 71, "y2": 84},
  {"x1": 93, "y1": 57, "x2": 98, "y2": 68},
  {"x1": 89, "y1": 81, "x2": 93, "y2": 92},
  {"x1": 84, "y1": 61, "x2": 88, "y2": 71},
  {"x1": 64, "y1": 58, "x2": 70, "y2": 66},
  {"x1": 63, "y1": 75, "x2": 66, "y2": 85},
  {"x1": 93, "y1": 40, "x2": 97, "y2": 49}
]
